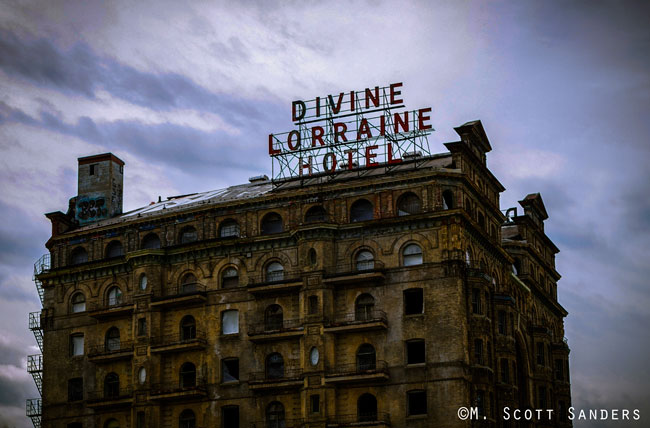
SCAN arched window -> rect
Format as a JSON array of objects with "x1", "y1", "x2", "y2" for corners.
[
  {"x1": 105, "y1": 241, "x2": 124, "y2": 258},
  {"x1": 181, "y1": 273, "x2": 197, "y2": 293},
  {"x1": 350, "y1": 199, "x2": 373, "y2": 222},
  {"x1": 266, "y1": 262, "x2": 284, "y2": 282},
  {"x1": 265, "y1": 305, "x2": 284, "y2": 331},
  {"x1": 266, "y1": 353, "x2": 284, "y2": 379},
  {"x1": 357, "y1": 393, "x2": 378, "y2": 422},
  {"x1": 71, "y1": 292, "x2": 86, "y2": 313},
  {"x1": 104, "y1": 419, "x2": 119, "y2": 428},
  {"x1": 180, "y1": 362, "x2": 196, "y2": 388},
  {"x1": 104, "y1": 372, "x2": 119, "y2": 398},
  {"x1": 179, "y1": 226, "x2": 197, "y2": 244},
  {"x1": 305, "y1": 205, "x2": 327, "y2": 223},
  {"x1": 355, "y1": 294, "x2": 375, "y2": 321},
  {"x1": 180, "y1": 316, "x2": 196, "y2": 341},
  {"x1": 308, "y1": 248, "x2": 317, "y2": 266},
  {"x1": 397, "y1": 193, "x2": 421, "y2": 216},
  {"x1": 266, "y1": 402, "x2": 285, "y2": 428},
  {"x1": 465, "y1": 249, "x2": 472, "y2": 267},
  {"x1": 355, "y1": 250, "x2": 374, "y2": 271},
  {"x1": 179, "y1": 409, "x2": 196, "y2": 428},
  {"x1": 442, "y1": 190, "x2": 454, "y2": 210},
  {"x1": 107, "y1": 286, "x2": 123, "y2": 306},
  {"x1": 219, "y1": 219, "x2": 240, "y2": 238},
  {"x1": 141, "y1": 233, "x2": 161, "y2": 249},
  {"x1": 70, "y1": 247, "x2": 88, "y2": 265},
  {"x1": 105, "y1": 327, "x2": 120, "y2": 351},
  {"x1": 356, "y1": 344, "x2": 376, "y2": 371},
  {"x1": 221, "y1": 267, "x2": 239, "y2": 288},
  {"x1": 261, "y1": 213, "x2": 283, "y2": 235},
  {"x1": 403, "y1": 244, "x2": 423, "y2": 266}
]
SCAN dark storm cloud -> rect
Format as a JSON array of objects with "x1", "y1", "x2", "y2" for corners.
[{"x1": 0, "y1": 375, "x2": 34, "y2": 407}]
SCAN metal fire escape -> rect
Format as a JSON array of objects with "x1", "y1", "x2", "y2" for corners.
[{"x1": 27, "y1": 254, "x2": 49, "y2": 428}]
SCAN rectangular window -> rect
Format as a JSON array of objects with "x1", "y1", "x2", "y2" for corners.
[
  {"x1": 68, "y1": 377, "x2": 83, "y2": 401},
  {"x1": 498, "y1": 311, "x2": 507, "y2": 335},
  {"x1": 474, "y1": 339, "x2": 484, "y2": 365},
  {"x1": 136, "y1": 412, "x2": 145, "y2": 428},
  {"x1": 221, "y1": 310, "x2": 239, "y2": 335},
  {"x1": 407, "y1": 390, "x2": 427, "y2": 416},
  {"x1": 536, "y1": 342, "x2": 545, "y2": 366},
  {"x1": 406, "y1": 340, "x2": 425, "y2": 364},
  {"x1": 70, "y1": 334, "x2": 84, "y2": 356},
  {"x1": 137, "y1": 318, "x2": 147, "y2": 336},
  {"x1": 308, "y1": 295, "x2": 319, "y2": 315},
  {"x1": 538, "y1": 386, "x2": 547, "y2": 409},
  {"x1": 222, "y1": 358, "x2": 239, "y2": 383},
  {"x1": 555, "y1": 359, "x2": 564, "y2": 381},
  {"x1": 89, "y1": 164, "x2": 95, "y2": 175},
  {"x1": 222, "y1": 406, "x2": 239, "y2": 428},
  {"x1": 310, "y1": 394, "x2": 320, "y2": 413},
  {"x1": 475, "y1": 390, "x2": 485, "y2": 417},
  {"x1": 472, "y1": 288, "x2": 481, "y2": 314},
  {"x1": 500, "y1": 359, "x2": 509, "y2": 383},
  {"x1": 404, "y1": 288, "x2": 424, "y2": 315}
]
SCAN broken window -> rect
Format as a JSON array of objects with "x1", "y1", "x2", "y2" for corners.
[
  {"x1": 472, "y1": 288, "x2": 481, "y2": 314},
  {"x1": 498, "y1": 311, "x2": 507, "y2": 335},
  {"x1": 397, "y1": 192, "x2": 421, "y2": 216},
  {"x1": 137, "y1": 318, "x2": 147, "y2": 337},
  {"x1": 350, "y1": 199, "x2": 374, "y2": 222},
  {"x1": 310, "y1": 394, "x2": 320, "y2": 413},
  {"x1": 403, "y1": 288, "x2": 423, "y2": 315},
  {"x1": 357, "y1": 344, "x2": 377, "y2": 371},
  {"x1": 181, "y1": 315, "x2": 196, "y2": 340},
  {"x1": 406, "y1": 339, "x2": 425, "y2": 364},
  {"x1": 474, "y1": 339, "x2": 484, "y2": 365},
  {"x1": 501, "y1": 359, "x2": 509, "y2": 383},
  {"x1": 355, "y1": 250, "x2": 374, "y2": 271},
  {"x1": 71, "y1": 292, "x2": 86, "y2": 313},
  {"x1": 222, "y1": 406, "x2": 239, "y2": 428},
  {"x1": 105, "y1": 327, "x2": 120, "y2": 351},
  {"x1": 357, "y1": 393, "x2": 378, "y2": 422},
  {"x1": 219, "y1": 219, "x2": 240, "y2": 238},
  {"x1": 221, "y1": 310, "x2": 239, "y2": 335},
  {"x1": 261, "y1": 212, "x2": 283, "y2": 235},
  {"x1": 104, "y1": 372, "x2": 119, "y2": 398},
  {"x1": 266, "y1": 353, "x2": 285, "y2": 379},
  {"x1": 222, "y1": 267, "x2": 239, "y2": 288},
  {"x1": 179, "y1": 409, "x2": 196, "y2": 428},
  {"x1": 305, "y1": 205, "x2": 327, "y2": 223},
  {"x1": 355, "y1": 294, "x2": 375, "y2": 321},
  {"x1": 407, "y1": 390, "x2": 427, "y2": 416},
  {"x1": 180, "y1": 226, "x2": 198, "y2": 244},
  {"x1": 180, "y1": 362, "x2": 196, "y2": 388},
  {"x1": 403, "y1": 244, "x2": 423, "y2": 266},
  {"x1": 107, "y1": 286, "x2": 123, "y2": 306},
  {"x1": 70, "y1": 246, "x2": 88, "y2": 265},
  {"x1": 105, "y1": 240, "x2": 124, "y2": 258},
  {"x1": 442, "y1": 190, "x2": 454, "y2": 209},
  {"x1": 266, "y1": 262, "x2": 284, "y2": 282},
  {"x1": 69, "y1": 334, "x2": 84, "y2": 356},
  {"x1": 222, "y1": 358, "x2": 239, "y2": 383},
  {"x1": 68, "y1": 377, "x2": 83, "y2": 401},
  {"x1": 141, "y1": 233, "x2": 161, "y2": 249}
]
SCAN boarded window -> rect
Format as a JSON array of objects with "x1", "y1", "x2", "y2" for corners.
[
  {"x1": 407, "y1": 340, "x2": 425, "y2": 364},
  {"x1": 222, "y1": 358, "x2": 239, "y2": 383},
  {"x1": 222, "y1": 310, "x2": 239, "y2": 335},
  {"x1": 403, "y1": 244, "x2": 423, "y2": 266},
  {"x1": 404, "y1": 288, "x2": 423, "y2": 315},
  {"x1": 407, "y1": 390, "x2": 427, "y2": 415}
]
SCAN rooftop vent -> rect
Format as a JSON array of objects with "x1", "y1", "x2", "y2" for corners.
[{"x1": 249, "y1": 175, "x2": 269, "y2": 183}]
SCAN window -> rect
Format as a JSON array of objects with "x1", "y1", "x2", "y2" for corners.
[
  {"x1": 222, "y1": 267, "x2": 239, "y2": 288},
  {"x1": 266, "y1": 353, "x2": 284, "y2": 379},
  {"x1": 105, "y1": 241, "x2": 124, "y2": 258},
  {"x1": 538, "y1": 386, "x2": 547, "y2": 409},
  {"x1": 465, "y1": 249, "x2": 472, "y2": 267},
  {"x1": 89, "y1": 164, "x2": 96, "y2": 175},
  {"x1": 138, "y1": 367, "x2": 146, "y2": 385},
  {"x1": 181, "y1": 273, "x2": 197, "y2": 293},
  {"x1": 355, "y1": 294, "x2": 375, "y2": 321},
  {"x1": 498, "y1": 311, "x2": 507, "y2": 335},
  {"x1": 222, "y1": 358, "x2": 239, "y2": 383},
  {"x1": 357, "y1": 393, "x2": 378, "y2": 422},
  {"x1": 71, "y1": 292, "x2": 86, "y2": 313},
  {"x1": 513, "y1": 258, "x2": 521, "y2": 275},
  {"x1": 350, "y1": 199, "x2": 373, "y2": 222},
  {"x1": 71, "y1": 247, "x2": 88, "y2": 265},
  {"x1": 141, "y1": 233, "x2": 161, "y2": 249},
  {"x1": 404, "y1": 288, "x2": 424, "y2": 315},
  {"x1": 555, "y1": 359, "x2": 564, "y2": 381},
  {"x1": 179, "y1": 409, "x2": 196, "y2": 428},
  {"x1": 105, "y1": 327, "x2": 120, "y2": 351},
  {"x1": 487, "y1": 342, "x2": 492, "y2": 366},
  {"x1": 403, "y1": 243, "x2": 423, "y2": 266},
  {"x1": 442, "y1": 190, "x2": 454, "y2": 209},
  {"x1": 308, "y1": 248, "x2": 317, "y2": 266},
  {"x1": 308, "y1": 295, "x2": 319, "y2": 315},
  {"x1": 356, "y1": 344, "x2": 376, "y2": 371},
  {"x1": 559, "y1": 401, "x2": 567, "y2": 422},
  {"x1": 471, "y1": 288, "x2": 481, "y2": 314},
  {"x1": 478, "y1": 212, "x2": 485, "y2": 228},
  {"x1": 355, "y1": 250, "x2": 374, "y2": 271},
  {"x1": 107, "y1": 286, "x2": 123, "y2": 306},
  {"x1": 265, "y1": 305, "x2": 283, "y2": 331},
  {"x1": 138, "y1": 273, "x2": 148, "y2": 290},
  {"x1": 181, "y1": 315, "x2": 196, "y2": 340},
  {"x1": 397, "y1": 192, "x2": 421, "y2": 216},
  {"x1": 137, "y1": 318, "x2": 147, "y2": 337},
  {"x1": 310, "y1": 395, "x2": 320, "y2": 413},
  {"x1": 406, "y1": 339, "x2": 425, "y2": 364},
  {"x1": 68, "y1": 423, "x2": 83, "y2": 428},
  {"x1": 261, "y1": 212, "x2": 283, "y2": 235},
  {"x1": 136, "y1": 412, "x2": 145, "y2": 428},
  {"x1": 222, "y1": 310, "x2": 239, "y2": 335},
  {"x1": 536, "y1": 342, "x2": 545, "y2": 366},
  {"x1": 501, "y1": 359, "x2": 510, "y2": 383},
  {"x1": 219, "y1": 219, "x2": 240, "y2": 238},
  {"x1": 266, "y1": 262, "x2": 284, "y2": 282},
  {"x1": 474, "y1": 339, "x2": 484, "y2": 365},
  {"x1": 305, "y1": 205, "x2": 327, "y2": 223},
  {"x1": 222, "y1": 406, "x2": 239, "y2": 428},
  {"x1": 68, "y1": 377, "x2": 83, "y2": 401},
  {"x1": 475, "y1": 390, "x2": 485, "y2": 417},
  {"x1": 104, "y1": 372, "x2": 119, "y2": 398},
  {"x1": 266, "y1": 402, "x2": 285, "y2": 428},
  {"x1": 407, "y1": 390, "x2": 427, "y2": 416},
  {"x1": 180, "y1": 226, "x2": 198, "y2": 244},
  {"x1": 180, "y1": 362, "x2": 196, "y2": 388},
  {"x1": 105, "y1": 419, "x2": 119, "y2": 428}
]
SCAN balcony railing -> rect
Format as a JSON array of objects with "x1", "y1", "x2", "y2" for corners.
[
  {"x1": 27, "y1": 354, "x2": 42, "y2": 373},
  {"x1": 33, "y1": 254, "x2": 50, "y2": 277},
  {"x1": 250, "y1": 419, "x2": 306, "y2": 428},
  {"x1": 87, "y1": 386, "x2": 133, "y2": 402},
  {"x1": 26, "y1": 398, "x2": 41, "y2": 416},
  {"x1": 150, "y1": 331, "x2": 207, "y2": 348},
  {"x1": 247, "y1": 271, "x2": 302, "y2": 288},
  {"x1": 325, "y1": 260, "x2": 385, "y2": 276},
  {"x1": 326, "y1": 360, "x2": 388, "y2": 378},
  {"x1": 160, "y1": 283, "x2": 207, "y2": 297},
  {"x1": 327, "y1": 412, "x2": 391, "y2": 426},
  {"x1": 88, "y1": 340, "x2": 134, "y2": 358},
  {"x1": 248, "y1": 318, "x2": 303, "y2": 335},
  {"x1": 150, "y1": 378, "x2": 207, "y2": 396},
  {"x1": 327, "y1": 310, "x2": 387, "y2": 326},
  {"x1": 248, "y1": 367, "x2": 304, "y2": 383}
]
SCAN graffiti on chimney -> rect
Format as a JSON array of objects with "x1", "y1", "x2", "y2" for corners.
[{"x1": 77, "y1": 196, "x2": 108, "y2": 223}]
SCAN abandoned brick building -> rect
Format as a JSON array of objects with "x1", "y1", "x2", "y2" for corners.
[{"x1": 27, "y1": 120, "x2": 571, "y2": 428}]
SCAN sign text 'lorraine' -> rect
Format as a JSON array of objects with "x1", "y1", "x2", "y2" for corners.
[{"x1": 268, "y1": 82, "x2": 434, "y2": 182}]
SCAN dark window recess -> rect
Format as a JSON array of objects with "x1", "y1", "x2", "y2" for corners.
[
  {"x1": 407, "y1": 390, "x2": 427, "y2": 416},
  {"x1": 222, "y1": 267, "x2": 239, "y2": 288},
  {"x1": 89, "y1": 164, "x2": 95, "y2": 175},
  {"x1": 536, "y1": 342, "x2": 545, "y2": 366},
  {"x1": 141, "y1": 233, "x2": 161, "y2": 249},
  {"x1": 308, "y1": 295, "x2": 319, "y2": 315},
  {"x1": 68, "y1": 378, "x2": 83, "y2": 401},
  {"x1": 501, "y1": 359, "x2": 510, "y2": 383},
  {"x1": 67, "y1": 424, "x2": 83, "y2": 428},
  {"x1": 397, "y1": 193, "x2": 422, "y2": 216},
  {"x1": 310, "y1": 394, "x2": 320, "y2": 413},
  {"x1": 181, "y1": 316, "x2": 196, "y2": 340},
  {"x1": 179, "y1": 409, "x2": 196, "y2": 428},
  {"x1": 261, "y1": 213, "x2": 283, "y2": 234},
  {"x1": 442, "y1": 190, "x2": 454, "y2": 209},
  {"x1": 305, "y1": 206, "x2": 327, "y2": 223},
  {"x1": 350, "y1": 199, "x2": 374, "y2": 222},
  {"x1": 475, "y1": 390, "x2": 485, "y2": 417},
  {"x1": 555, "y1": 359, "x2": 564, "y2": 381},
  {"x1": 498, "y1": 311, "x2": 507, "y2": 335},
  {"x1": 404, "y1": 288, "x2": 423, "y2": 315},
  {"x1": 222, "y1": 358, "x2": 239, "y2": 383},
  {"x1": 538, "y1": 386, "x2": 547, "y2": 409},
  {"x1": 222, "y1": 406, "x2": 239, "y2": 428},
  {"x1": 136, "y1": 412, "x2": 145, "y2": 428},
  {"x1": 104, "y1": 373, "x2": 119, "y2": 398},
  {"x1": 356, "y1": 344, "x2": 376, "y2": 371},
  {"x1": 267, "y1": 353, "x2": 284, "y2": 379},
  {"x1": 105, "y1": 241, "x2": 124, "y2": 258},
  {"x1": 474, "y1": 339, "x2": 484, "y2": 365},
  {"x1": 180, "y1": 363, "x2": 196, "y2": 388},
  {"x1": 472, "y1": 288, "x2": 482, "y2": 314},
  {"x1": 137, "y1": 318, "x2": 147, "y2": 336},
  {"x1": 406, "y1": 340, "x2": 425, "y2": 364},
  {"x1": 180, "y1": 226, "x2": 198, "y2": 244},
  {"x1": 357, "y1": 393, "x2": 378, "y2": 422},
  {"x1": 487, "y1": 342, "x2": 492, "y2": 367}
]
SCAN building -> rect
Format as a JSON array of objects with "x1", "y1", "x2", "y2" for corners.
[{"x1": 27, "y1": 120, "x2": 571, "y2": 428}]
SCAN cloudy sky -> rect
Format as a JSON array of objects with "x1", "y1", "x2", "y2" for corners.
[{"x1": 0, "y1": 0, "x2": 649, "y2": 426}]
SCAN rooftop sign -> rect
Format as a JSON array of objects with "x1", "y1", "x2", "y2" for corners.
[{"x1": 268, "y1": 82, "x2": 433, "y2": 182}]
